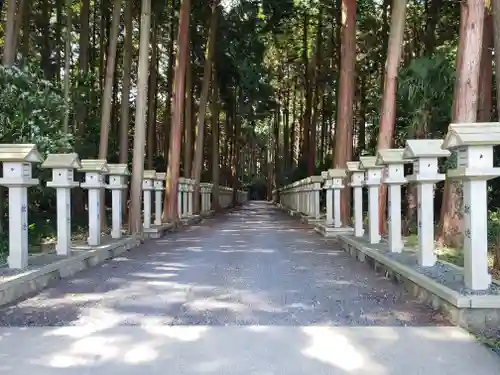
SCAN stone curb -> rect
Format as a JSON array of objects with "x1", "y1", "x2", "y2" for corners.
[
  {"x1": 338, "y1": 235, "x2": 470, "y2": 307},
  {"x1": 336, "y1": 234, "x2": 500, "y2": 332},
  {"x1": 0, "y1": 237, "x2": 139, "y2": 307}
]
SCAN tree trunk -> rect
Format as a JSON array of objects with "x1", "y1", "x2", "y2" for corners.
[
  {"x1": 3, "y1": 0, "x2": 18, "y2": 66},
  {"x1": 232, "y1": 95, "x2": 242, "y2": 205},
  {"x1": 62, "y1": 0, "x2": 71, "y2": 134},
  {"x1": 274, "y1": 101, "x2": 280, "y2": 199},
  {"x1": 301, "y1": 12, "x2": 311, "y2": 161},
  {"x1": 283, "y1": 83, "x2": 290, "y2": 172},
  {"x1": 119, "y1": 0, "x2": 133, "y2": 164},
  {"x1": 192, "y1": 2, "x2": 218, "y2": 214},
  {"x1": 165, "y1": 0, "x2": 191, "y2": 222},
  {"x1": 211, "y1": 72, "x2": 220, "y2": 210},
  {"x1": 76, "y1": 0, "x2": 90, "y2": 135},
  {"x1": 376, "y1": 0, "x2": 407, "y2": 234},
  {"x1": 162, "y1": 0, "x2": 177, "y2": 168},
  {"x1": 129, "y1": 0, "x2": 152, "y2": 234},
  {"x1": 493, "y1": 0, "x2": 500, "y2": 116},
  {"x1": 98, "y1": 0, "x2": 122, "y2": 229},
  {"x1": 183, "y1": 54, "x2": 193, "y2": 177},
  {"x1": 98, "y1": 0, "x2": 122, "y2": 162},
  {"x1": 478, "y1": 9, "x2": 493, "y2": 122},
  {"x1": 357, "y1": 74, "x2": 367, "y2": 155},
  {"x1": 424, "y1": 0, "x2": 442, "y2": 55},
  {"x1": 13, "y1": 0, "x2": 26, "y2": 63},
  {"x1": 20, "y1": 0, "x2": 30, "y2": 66},
  {"x1": 332, "y1": 0, "x2": 356, "y2": 224},
  {"x1": 438, "y1": 0, "x2": 485, "y2": 247},
  {"x1": 147, "y1": 14, "x2": 159, "y2": 169},
  {"x1": 290, "y1": 78, "x2": 297, "y2": 168},
  {"x1": 307, "y1": 7, "x2": 324, "y2": 175},
  {"x1": 55, "y1": 0, "x2": 62, "y2": 79}
]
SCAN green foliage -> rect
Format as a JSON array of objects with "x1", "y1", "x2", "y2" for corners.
[
  {"x1": 396, "y1": 54, "x2": 454, "y2": 143},
  {"x1": 487, "y1": 210, "x2": 500, "y2": 246},
  {"x1": 0, "y1": 65, "x2": 71, "y2": 151},
  {"x1": 71, "y1": 70, "x2": 103, "y2": 158}
]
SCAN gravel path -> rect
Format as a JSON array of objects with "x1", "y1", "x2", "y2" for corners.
[{"x1": 0, "y1": 201, "x2": 447, "y2": 327}]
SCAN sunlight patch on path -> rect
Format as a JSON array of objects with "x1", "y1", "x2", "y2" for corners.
[{"x1": 0, "y1": 326, "x2": 498, "y2": 374}]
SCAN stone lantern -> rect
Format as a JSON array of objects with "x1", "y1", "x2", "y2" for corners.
[
  {"x1": 106, "y1": 164, "x2": 129, "y2": 239},
  {"x1": 321, "y1": 171, "x2": 332, "y2": 226},
  {"x1": 442, "y1": 122, "x2": 500, "y2": 290},
  {"x1": 200, "y1": 182, "x2": 212, "y2": 214},
  {"x1": 186, "y1": 179, "x2": 194, "y2": 217},
  {"x1": 376, "y1": 149, "x2": 411, "y2": 253},
  {"x1": 42, "y1": 153, "x2": 81, "y2": 255},
  {"x1": 306, "y1": 176, "x2": 323, "y2": 222},
  {"x1": 359, "y1": 156, "x2": 384, "y2": 244},
  {"x1": 178, "y1": 177, "x2": 186, "y2": 218},
  {"x1": 142, "y1": 170, "x2": 156, "y2": 229},
  {"x1": 79, "y1": 159, "x2": 109, "y2": 246},
  {"x1": 154, "y1": 172, "x2": 166, "y2": 226},
  {"x1": 347, "y1": 161, "x2": 365, "y2": 238},
  {"x1": 403, "y1": 139, "x2": 449, "y2": 267},
  {"x1": 316, "y1": 169, "x2": 353, "y2": 236},
  {"x1": 0, "y1": 144, "x2": 43, "y2": 268}
]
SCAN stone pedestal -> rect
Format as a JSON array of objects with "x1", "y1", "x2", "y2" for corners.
[
  {"x1": 42, "y1": 153, "x2": 81, "y2": 255},
  {"x1": 360, "y1": 156, "x2": 383, "y2": 244},
  {"x1": 142, "y1": 170, "x2": 156, "y2": 229},
  {"x1": 347, "y1": 162, "x2": 365, "y2": 238},
  {"x1": 79, "y1": 159, "x2": 109, "y2": 246},
  {"x1": 404, "y1": 139, "x2": 450, "y2": 267},
  {"x1": 106, "y1": 164, "x2": 129, "y2": 239},
  {"x1": 376, "y1": 149, "x2": 410, "y2": 253},
  {"x1": 442, "y1": 122, "x2": 500, "y2": 290},
  {"x1": 0, "y1": 144, "x2": 43, "y2": 269},
  {"x1": 154, "y1": 173, "x2": 166, "y2": 225}
]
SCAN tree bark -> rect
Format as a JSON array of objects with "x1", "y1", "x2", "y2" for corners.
[
  {"x1": 192, "y1": 3, "x2": 218, "y2": 214},
  {"x1": 165, "y1": 0, "x2": 191, "y2": 222},
  {"x1": 119, "y1": 0, "x2": 133, "y2": 164},
  {"x1": 376, "y1": 0, "x2": 407, "y2": 234},
  {"x1": 20, "y1": 0, "x2": 30, "y2": 66},
  {"x1": 75, "y1": 0, "x2": 90, "y2": 135},
  {"x1": 98, "y1": 0, "x2": 122, "y2": 229},
  {"x1": 163, "y1": 0, "x2": 177, "y2": 166},
  {"x1": 147, "y1": 14, "x2": 159, "y2": 169},
  {"x1": 301, "y1": 11, "x2": 311, "y2": 161},
  {"x1": 424, "y1": 0, "x2": 442, "y2": 55},
  {"x1": 493, "y1": 0, "x2": 500, "y2": 115},
  {"x1": 211, "y1": 71, "x2": 220, "y2": 210},
  {"x1": 307, "y1": 7, "x2": 324, "y2": 175},
  {"x1": 3, "y1": 0, "x2": 17, "y2": 66},
  {"x1": 332, "y1": 0, "x2": 356, "y2": 223},
  {"x1": 283, "y1": 83, "x2": 290, "y2": 171},
  {"x1": 183, "y1": 54, "x2": 193, "y2": 177},
  {"x1": 438, "y1": 0, "x2": 484, "y2": 247},
  {"x1": 98, "y1": 0, "x2": 122, "y2": 163},
  {"x1": 62, "y1": 0, "x2": 71, "y2": 134},
  {"x1": 129, "y1": 0, "x2": 152, "y2": 234},
  {"x1": 478, "y1": 9, "x2": 493, "y2": 122}
]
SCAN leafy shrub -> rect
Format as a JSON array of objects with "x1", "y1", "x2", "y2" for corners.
[{"x1": 0, "y1": 65, "x2": 71, "y2": 152}]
